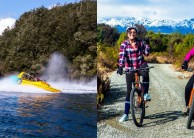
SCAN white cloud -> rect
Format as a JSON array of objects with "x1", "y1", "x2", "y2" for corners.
[
  {"x1": 47, "y1": 4, "x2": 58, "y2": 9},
  {"x1": 97, "y1": 0, "x2": 194, "y2": 21},
  {"x1": 0, "y1": 18, "x2": 16, "y2": 35}
]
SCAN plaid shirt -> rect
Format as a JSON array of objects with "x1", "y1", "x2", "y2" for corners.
[{"x1": 118, "y1": 39, "x2": 150, "y2": 71}]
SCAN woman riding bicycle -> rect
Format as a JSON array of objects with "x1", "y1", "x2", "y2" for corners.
[
  {"x1": 182, "y1": 47, "x2": 194, "y2": 115},
  {"x1": 117, "y1": 26, "x2": 150, "y2": 122}
]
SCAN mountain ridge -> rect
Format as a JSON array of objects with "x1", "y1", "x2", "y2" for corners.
[{"x1": 97, "y1": 17, "x2": 194, "y2": 34}]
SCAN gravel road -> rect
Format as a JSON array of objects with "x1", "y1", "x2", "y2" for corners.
[{"x1": 97, "y1": 63, "x2": 194, "y2": 138}]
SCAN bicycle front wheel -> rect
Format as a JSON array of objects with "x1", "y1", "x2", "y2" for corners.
[
  {"x1": 187, "y1": 95, "x2": 194, "y2": 129},
  {"x1": 130, "y1": 87, "x2": 145, "y2": 127}
]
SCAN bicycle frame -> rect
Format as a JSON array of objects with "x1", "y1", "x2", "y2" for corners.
[
  {"x1": 134, "y1": 72, "x2": 144, "y2": 104},
  {"x1": 134, "y1": 72, "x2": 139, "y2": 88},
  {"x1": 188, "y1": 87, "x2": 194, "y2": 108},
  {"x1": 187, "y1": 84, "x2": 194, "y2": 129},
  {"x1": 186, "y1": 68, "x2": 194, "y2": 108},
  {"x1": 185, "y1": 69, "x2": 194, "y2": 129}
]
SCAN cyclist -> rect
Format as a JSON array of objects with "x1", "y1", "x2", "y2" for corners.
[
  {"x1": 182, "y1": 47, "x2": 194, "y2": 115},
  {"x1": 117, "y1": 26, "x2": 150, "y2": 122}
]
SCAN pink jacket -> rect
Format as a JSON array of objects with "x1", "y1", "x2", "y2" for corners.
[{"x1": 185, "y1": 47, "x2": 194, "y2": 62}]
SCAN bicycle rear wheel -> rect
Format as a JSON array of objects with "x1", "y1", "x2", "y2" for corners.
[
  {"x1": 130, "y1": 87, "x2": 145, "y2": 127},
  {"x1": 187, "y1": 95, "x2": 194, "y2": 129}
]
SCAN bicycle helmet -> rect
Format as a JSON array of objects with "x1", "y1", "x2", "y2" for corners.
[{"x1": 126, "y1": 26, "x2": 138, "y2": 33}]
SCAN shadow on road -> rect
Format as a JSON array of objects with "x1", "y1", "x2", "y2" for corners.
[
  {"x1": 103, "y1": 84, "x2": 126, "y2": 105},
  {"x1": 97, "y1": 85, "x2": 127, "y2": 122},
  {"x1": 143, "y1": 110, "x2": 182, "y2": 127},
  {"x1": 97, "y1": 109, "x2": 121, "y2": 122}
]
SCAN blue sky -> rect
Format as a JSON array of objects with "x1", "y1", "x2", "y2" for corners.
[
  {"x1": 0, "y1": 0, "x2": 78, "y2": 19},
  {"x1": 97, "y1": 0, "x2": 194, "y2": 21},
  {"x1": 0, "y1": 0, "x2": 78, "y2": 34}
]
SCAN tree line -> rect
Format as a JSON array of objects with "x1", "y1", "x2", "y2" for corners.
[{"x1": 97, "y1": 23, "x2": 194, "y2": 69}]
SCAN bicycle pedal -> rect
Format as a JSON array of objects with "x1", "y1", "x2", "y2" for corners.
[{"x1": 144, "y1": 116, "x2": 148, "y2": 119}]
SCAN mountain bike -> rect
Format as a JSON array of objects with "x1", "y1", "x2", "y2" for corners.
[
  {"x1": 187, "y1": 88, "x2": 194, "y2": 129},
  {"x1": 129, "y1": 66, "x2": 154, "y2": 127},
  {"x1": 186, "y1": 68, "x2": 194, "y2": 129}
]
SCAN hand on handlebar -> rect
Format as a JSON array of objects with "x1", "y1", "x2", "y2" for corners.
[
  {"x1": 182, "y1": 60, "x2": 188, "y2": 71},
  {"x1": 119, "y1": 66, "x2": 154, "y2": 74},
  {"x1": 117, "y1": 67, "x2": 123, "y2": 75}
]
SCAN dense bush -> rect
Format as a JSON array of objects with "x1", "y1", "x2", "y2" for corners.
[{"x1": 0, "y1": 0, "x2": 97, "y2": 80}]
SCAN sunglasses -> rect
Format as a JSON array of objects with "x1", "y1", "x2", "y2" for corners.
[{"x1": 128, "y1": 31, "x2": 136, "y2": 34}]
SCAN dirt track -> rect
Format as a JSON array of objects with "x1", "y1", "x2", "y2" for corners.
[{"x1": 97, "y1": 64, "x2": 194, "y2": 138}]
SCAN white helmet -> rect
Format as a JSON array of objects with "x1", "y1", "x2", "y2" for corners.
[{"x1": 126, "y1": 26, "x2": 138, "y2": 33}]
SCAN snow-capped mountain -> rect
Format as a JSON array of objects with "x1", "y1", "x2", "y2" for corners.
[{"x1": 97, "y1": 17, "x2": 194, "y2": 34}]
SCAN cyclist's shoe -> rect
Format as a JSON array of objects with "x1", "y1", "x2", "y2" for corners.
[
  {"x1": 144, "y1": 93, "x2": 151, "y2": 101},
  {"x1": 119, "y1": 114, "x2": 128, "y2": 122},
  {"x1": 182, "y1": 107, "x2": 190, "y2": 116}
]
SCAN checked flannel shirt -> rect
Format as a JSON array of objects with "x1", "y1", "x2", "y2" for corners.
[{"x1": 118, "y1": 39, "x2": 150, "y2": 71}]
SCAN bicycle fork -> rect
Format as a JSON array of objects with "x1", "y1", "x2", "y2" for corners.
[
  {"x1": 188, "y1": 86, "x2": 194, "y2": 108},
  {"x1": 134, "y1": 73, "x2": 144, "y2": 105}
]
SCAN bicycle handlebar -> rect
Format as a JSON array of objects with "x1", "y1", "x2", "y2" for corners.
[
  {"x1": 186, "y1": 68, "x2": 194, "y2": 72},
  {"x1": 123, "y1": 66, "x2": 154, "y2": 74}
]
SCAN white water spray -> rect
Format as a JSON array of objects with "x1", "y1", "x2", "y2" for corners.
[
  {"x1": 0, "y1": 77, "x2": 50, "y2": 93},
  {"x1": 41, "y1": 52, "x2": 96, "y2": 93},
  {"x1": 41, "y1": 52, "x2": 67, "y2": 81},
  {"x1": 0, "y1": 52, "x2": 96, "y2": 94}
]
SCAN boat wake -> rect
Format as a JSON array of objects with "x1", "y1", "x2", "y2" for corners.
[
  {"x1": 49, "y1": 81, "x2": 96, "y2": 94},
  {"x1": 0, "y1": 77, "x2": 96, "y2": 94}
]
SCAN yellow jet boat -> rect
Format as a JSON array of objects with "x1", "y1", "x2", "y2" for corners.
[{"x1": 15, "y1": 72, "x2": 61, "y2": 93}]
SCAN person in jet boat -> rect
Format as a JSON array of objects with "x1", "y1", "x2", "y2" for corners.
[{"x1": 21, "y1": 73, "x2": 40, "y2": 82}]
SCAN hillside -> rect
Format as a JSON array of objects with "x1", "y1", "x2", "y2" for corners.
[{"x1": 0, "y1": 0, "x2": 97, "y2": 81}]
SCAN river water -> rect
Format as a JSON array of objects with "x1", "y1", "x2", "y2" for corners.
[
  {"x1": 0, "y1": 75, "x2": 97, "y2": 137},
  {"x1": 0, "y1": 92, "x2": 96, "y2": 137}
]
